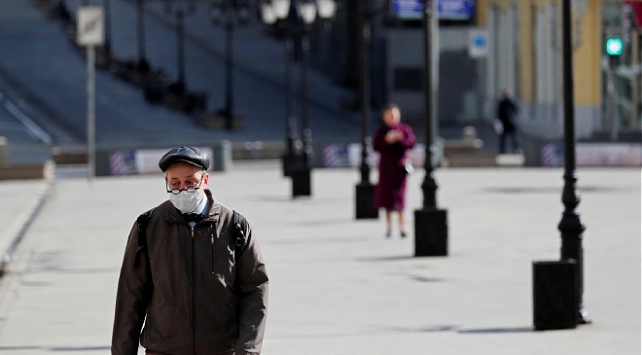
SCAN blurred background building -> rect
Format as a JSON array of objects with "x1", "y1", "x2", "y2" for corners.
[
  {"x1": 311, "y1": 0, "x2": 641, "y2": 142},
  {"x1": 1, "y1": 0, "x2": 640, "y2": 174}
]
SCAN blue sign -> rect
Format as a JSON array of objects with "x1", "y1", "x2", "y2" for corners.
[
  {"x1": 469, "y1": 29, "x2": 488, "y2": 58},
  {"x1": 390, "y1": 0, "x2": 423, "y2": 20},
  {"x1": 438, "y1": 0, "x2": 475, "y2": 20},
  {"x1": 390, "y1": 0, "x2": 475, "y2": 21}
]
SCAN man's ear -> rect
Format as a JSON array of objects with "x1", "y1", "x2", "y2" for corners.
[{"x1": 203, "y1": 172, "x2": 209, "y2": 188}]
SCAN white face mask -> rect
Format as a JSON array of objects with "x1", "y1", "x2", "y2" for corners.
[{"x1": 169, "y1": 190, "x2": 204, "y2": 212}]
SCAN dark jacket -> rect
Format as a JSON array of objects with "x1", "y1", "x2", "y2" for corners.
[
  {"x1": 497, "y1": 96, "x2": 519, "y2": 132},
  {"x1": 112, "y1": 189, "x2": 268, "y2": 355}
]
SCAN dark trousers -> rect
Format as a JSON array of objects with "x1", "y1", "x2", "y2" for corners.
[{"x1": 499, "y1": 129, "x2": 521, "y2": 154}]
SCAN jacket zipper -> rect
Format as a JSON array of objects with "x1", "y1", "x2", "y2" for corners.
[
  {"x1": 186, "y1": 219, "x2": 215, "y2": 354},
  {"x1": 210, "y1": 226, "x2": 215, "y2": 274},
  {"x1": 190, "y1": 223, "x2": 195, "y2": 355}
]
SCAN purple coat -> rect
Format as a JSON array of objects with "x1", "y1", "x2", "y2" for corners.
[{"x1": 373, "y1": 122, "x2": 416, "y2": 210}]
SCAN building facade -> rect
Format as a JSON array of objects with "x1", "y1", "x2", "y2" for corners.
[{"x1": 317, "y1": 0, "x2": 641, "y2": 142}]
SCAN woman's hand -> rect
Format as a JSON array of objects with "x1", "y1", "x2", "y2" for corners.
[
  {"x1": 385, "y1": 130, "x2": 396, "y2": 143},
  {"x1": 385, "y1": 129, "x2": 404, "y2": 143}
]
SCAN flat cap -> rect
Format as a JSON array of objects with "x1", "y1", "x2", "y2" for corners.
[{"x1": 158, "y1": 146, "x2": 210, "y2": 172}]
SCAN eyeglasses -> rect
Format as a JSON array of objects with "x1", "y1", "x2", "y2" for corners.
[{"x1": 166, "y1": 174, "x2": 204, "y2": 195}]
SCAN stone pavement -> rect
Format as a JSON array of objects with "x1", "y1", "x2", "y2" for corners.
[{"x1": 0, "y1": 162, "x2": 639, "y2": 354}]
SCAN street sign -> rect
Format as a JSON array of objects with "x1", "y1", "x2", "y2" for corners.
[
  {"x1": 438, "y1": 0, "x2": 474, "y2": 20},
  {"x1": 468, "y1": 29, "x2": 488, "y2": 58},
  {"x1": 77, "y1": 6, "x2": 104, "y2": 181},
  {"x1": 390, "y1": 0, "x2": 423, "y2": 20},
  {"x1": 77, "y1": 7, "x2": 104, "y2": 47},
  {"x1": 390, "y1": 0, "x2": 475, "y2": 21}
]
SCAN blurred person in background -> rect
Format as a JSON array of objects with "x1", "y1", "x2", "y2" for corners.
[
  {"x1": 495, "y1": 88, "x2": 522, "y2": 154},
  {"x1": 373, "y1": 104, "x2": 416, "y2": 238}
]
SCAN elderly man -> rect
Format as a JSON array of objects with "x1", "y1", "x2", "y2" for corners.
[{"x1": 112, "y1": 146, "x2": 268, "y2": 355}]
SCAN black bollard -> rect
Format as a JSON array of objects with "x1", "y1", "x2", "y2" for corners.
[
  {"x1": 533, "y1": 260, "x2": 578, "y2": 330},
  {"x1": 291, "y1": 166, "x2": 311, "y2": 197}
]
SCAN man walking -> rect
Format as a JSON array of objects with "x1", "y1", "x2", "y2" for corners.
[
  {"x1": 496, "y1": 88, "x2": 522, "y2": 154},
  {"x1": 112, "y1": 146, "x2": 268, "y2": 355}
]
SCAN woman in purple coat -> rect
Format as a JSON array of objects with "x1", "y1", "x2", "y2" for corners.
[{"x1": 373, "y1": 104, "x2": 416, "y2": 238}]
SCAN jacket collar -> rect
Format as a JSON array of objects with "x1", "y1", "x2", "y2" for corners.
[{"x1": 203, "y1": 189, "x2": 220, "y2": 222}]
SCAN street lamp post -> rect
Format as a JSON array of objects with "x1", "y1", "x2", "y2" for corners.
[
  {"x1": 163, "y1": 0, "x2": 196, "y2": 93},
  {"x1": 136, "y1": 0, "x2": 150, "y2": 72},
  {"x1": 414, "y1": 0, "x2": 447, "y2": 257},
  {"x1": 288, "y1": 1, "x2": 314, "y2": 197},
  {"x1": 209, "y1": 0, "x2": 251, "y2": 130},
  {"x1": 103, "y1": 0, "x2": 112, "y2": 58},
  {"x1": 283, "y1": 30, "x2": 298, "y2": 177},
  {"x1": 354, "y1": 0, "x2": 377, "y2": 219},
  {"x1": 532, "y1": 0, "x2": 590, "y2": 330},
  {"x1": 259, "y1": 0, "x2": 338, "y2": 196},
  {"x1": 299, "y1": 23, "x2": 312, "y2": 173},
  {"x1": 260, "y1": 0, "x2": 300, "y2": 178},
  {"x1": 558, "y1": 0, "x2": 590, "y2": 325}
]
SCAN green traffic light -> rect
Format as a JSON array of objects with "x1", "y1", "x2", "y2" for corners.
[{"x1": 606, "y1": 38, "x2": 623, "y2": 56}]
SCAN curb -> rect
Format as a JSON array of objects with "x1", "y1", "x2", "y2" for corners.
[
  {"x1": 0, "y1": 179, "x2": 53, "y2": 278},
  {"x1": 0, "y1": 161, "x2": 55, "y2": 180}
]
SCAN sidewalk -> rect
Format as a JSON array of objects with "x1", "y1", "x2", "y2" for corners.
[
  {"x1": 0, "y1": 163, "x2": 639, "y2": 354},
  {"x1": 0, "y1": 179, "x2": 51, "y2": 275}
]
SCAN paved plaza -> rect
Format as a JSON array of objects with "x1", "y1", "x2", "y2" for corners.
[{"x1": 0, "y1": 162, "x2": 639, "y2": 354}]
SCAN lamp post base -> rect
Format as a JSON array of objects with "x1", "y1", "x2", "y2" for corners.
[
  {"x1": 414, "y1": 208, "x2": 448, "y2": 256},
  {"x1": 281, "y1": 151, "x2": 298, "y2": 177},
  {"x1": 291, "y1": 166, "x2": 311, "y2": 197},
  {"x1": 578, "y1": 306, "x2": 592, "y2": 325},
  {"x1": 533, "y1": 260, "x2": 578, "y2": 330},
  {"x1": 355, "y1": 182, "x2": 378, "y2": 219}
]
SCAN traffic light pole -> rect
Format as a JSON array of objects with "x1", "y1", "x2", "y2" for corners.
[
  {"x1": 605, "y1": 35, "x2": 623, "y2": 141},
  {"x1": 606, "y1": 66, "x2": 618, "y2": 141}
]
